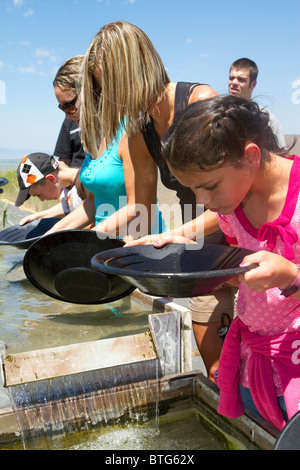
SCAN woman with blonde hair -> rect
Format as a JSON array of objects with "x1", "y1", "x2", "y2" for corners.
[
  {"x1": 47, "y1": 54, "x2": 166, "y2": 237},
  {"x1": 79, "y1": 21, "x2": 236, "y2": 382},
  {"x1": 80, "y1": 22, "x2": 170, "y2": 155},
  {"x1": 80, "y1": 21, "x2": 219, "y2": 228}
]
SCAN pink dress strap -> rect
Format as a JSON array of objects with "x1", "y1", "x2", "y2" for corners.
[{"x1": 234, "y1": 156, "x2": 300, "y2": 260}]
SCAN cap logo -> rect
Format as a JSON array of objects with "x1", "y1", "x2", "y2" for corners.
[
  {"x1": 22, "y1": 163, "x2": 32, "y2": 174},
  {"x1": 50, "y1": 156, "x2": 59, "y2": 169},
  {"x1": 26, "y1": 174, "x2": 38, "y2": 185},
  {"x1": 19, "y1": 156, "x2": 46, "y2": 188},
  {"x1": 21, "y1": 163, "x2": 38, "y2": 184}
]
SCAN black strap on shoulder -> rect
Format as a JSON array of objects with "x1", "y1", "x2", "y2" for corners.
[{"x1": 174, "y1": 82, "x2": 205, "y2": 113}]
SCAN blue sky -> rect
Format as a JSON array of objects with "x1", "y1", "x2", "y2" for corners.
[{"x1": 0, "y1": 0, "x2": 299, "y2": 155}]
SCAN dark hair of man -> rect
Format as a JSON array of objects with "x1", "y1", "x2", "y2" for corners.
[
  {"x1": 162, "y1": 95, "x2": 291, "y2": 172},
  {"x1": 230, "y1": 58, "x2": 259, "y2": 86}
]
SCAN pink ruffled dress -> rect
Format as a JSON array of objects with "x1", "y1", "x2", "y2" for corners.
[{"x1": 215, "y1": 156, "x2": 300, "y2": 429}]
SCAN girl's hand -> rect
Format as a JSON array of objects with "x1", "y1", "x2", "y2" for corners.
[
  {"x1": 238, "y1": 250, "x2": 299, "y2": 293},
  {"x1": 124, "y1": 233, "x2": 196, "y2": 247},
  {"x1": 153, "y1": 235, "x2": 196, "y2": 248},
  {"x1": 124, "y1": 233, "x2": 162, "y2": 246}
]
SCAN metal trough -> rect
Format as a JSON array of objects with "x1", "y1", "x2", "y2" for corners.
[{"x1": 0, "y1": 291, "x2": 278, "y2": 450}]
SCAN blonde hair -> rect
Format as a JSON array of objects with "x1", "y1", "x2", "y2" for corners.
[
  {"x1": 53, "y1": 55, "x2": 85, "y2": 91},
  {"x1": 79, "y1": 21, "x2": 170, "y2": 158}
]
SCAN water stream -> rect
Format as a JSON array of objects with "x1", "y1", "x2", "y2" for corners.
[
  {"x1": 6, "y1": 408, "x2": 227, "y2": 451},
  {"x1": 0, "y1": 242, "x2": 157, "y2": 447},
  {"x1": 0, "y1": 246, "x2": 151, "y2": 355},
  {"x1": 0, "y1": 241, "x2": 269, "y2": 451},
  {"x1": 0, "y1": 242, "x2": 229, "y2": 451},
  {"x1": 8, "y1": 362, "x2": 161, "y2": 450}
]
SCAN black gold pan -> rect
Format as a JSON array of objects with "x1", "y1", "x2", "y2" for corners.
[
  {"x1": 0, "y1": 177, "x2": 9, "y2": 193},
  {"x1": 0, "y1": 218, "x2": 61, "y2": 250},
  {"x1": 91, "y1": 243, "x2": 257, "y2": 298},
  {"x1": 23, "y1": 230, "x2": 135, "y2": 304}
]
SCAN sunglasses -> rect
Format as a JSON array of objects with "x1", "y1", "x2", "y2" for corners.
[{"x1": 58, "y1": 95, "x2": 78, "y2": 115}]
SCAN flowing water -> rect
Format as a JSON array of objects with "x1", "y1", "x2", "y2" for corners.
[
  {"x1": 0, "y1": 227, "x2": 251, "y2": 451},
  {"x1": 0, "y1": 243, "x2": 164, "y2": 450},
  {"x1": 8, "y1": 363, "x2": 161, "y2": 450},
  {"x1": 2, "y1": 408, "x2": 228, "y2": 451},
  {"x1": 0, "y1": 241, "x2": 154, "y2": 421},
  {"x1": 0, "y1": 246, "x2": 151, "y2": 356}
]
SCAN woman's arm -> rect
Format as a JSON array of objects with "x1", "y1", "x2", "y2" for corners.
[
  {"x1": 189, "y1": 84, "x2": 219, "y2": 103},
  {"x1": 127, "y1": 131, "x2": 159, "y2": 238},
  {"x1": 45, "y1": 190, "x2": 96, "y2": 235}
]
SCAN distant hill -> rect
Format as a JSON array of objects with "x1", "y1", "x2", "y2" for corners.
[
  {"x1": 0, "y1": 136, "x2": 299, "y2": 159},
  {"x1": 0, "y1": 147, "x2": 51, "y2": 158},
  {"x1": 286, "y1": 135, "x2": 300, "y2": 155},
  {"x1": 0, "y1": 147, "x2": 20, "y2": 158}
]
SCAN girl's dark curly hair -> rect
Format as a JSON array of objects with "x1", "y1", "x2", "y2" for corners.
[{"x1": 162, "y1": 95, "x2": 292, "y2": 171}]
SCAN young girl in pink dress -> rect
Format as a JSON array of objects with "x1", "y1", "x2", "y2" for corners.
[{"x1": 161, "y1": 95, "x2": 300, "y2": 430}]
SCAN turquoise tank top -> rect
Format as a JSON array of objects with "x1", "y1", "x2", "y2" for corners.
[
  {"x1": 80, "y1": 125, "x2": 168, "y2": 234},
  {"x1": 80, "y1": 126, "x2": 126, "y2": 225}
]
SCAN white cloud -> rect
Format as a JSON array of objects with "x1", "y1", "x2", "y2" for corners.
[
  {"x1": 35, "y1": 48, "x2": 57, "y2": 63},
  {"x1": 0, "y1": 61, "x2": 4, "y2": 70},
  {"x1": 36, "y1": 48, "x2": 50, "y2": 58},
  {"x1": 19, "y1": 65, "x2": 36, "y2": 74},
  {"x1": 13, "y1": 0, "x2": 23, "y2": 6},
  {"x1": 15, "y1": 47, "x2": 59, "y2": 77},
  {"x1": 24, "y1": 9, "x2": 34, "y2": 17}
]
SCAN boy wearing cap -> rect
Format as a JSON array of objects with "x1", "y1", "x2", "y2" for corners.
[{"x1": 15, "y1": 152, "x2": 85, "y2": 225}]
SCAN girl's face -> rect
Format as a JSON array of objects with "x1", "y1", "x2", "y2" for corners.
[
  {"x1": 169, "y1": 161, "x2": 256, "y2": 215},
  {"x1": 54, "y1": 86, "x2": 80, "y2": 124}
]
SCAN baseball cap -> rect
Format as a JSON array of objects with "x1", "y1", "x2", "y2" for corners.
[{"x1": 15, "y1": 153, "x2": 59, "y2": 207}]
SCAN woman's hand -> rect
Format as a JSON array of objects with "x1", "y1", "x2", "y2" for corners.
[{"x1": 238, "y1": 250, "x2": 299, "y2": 293}]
